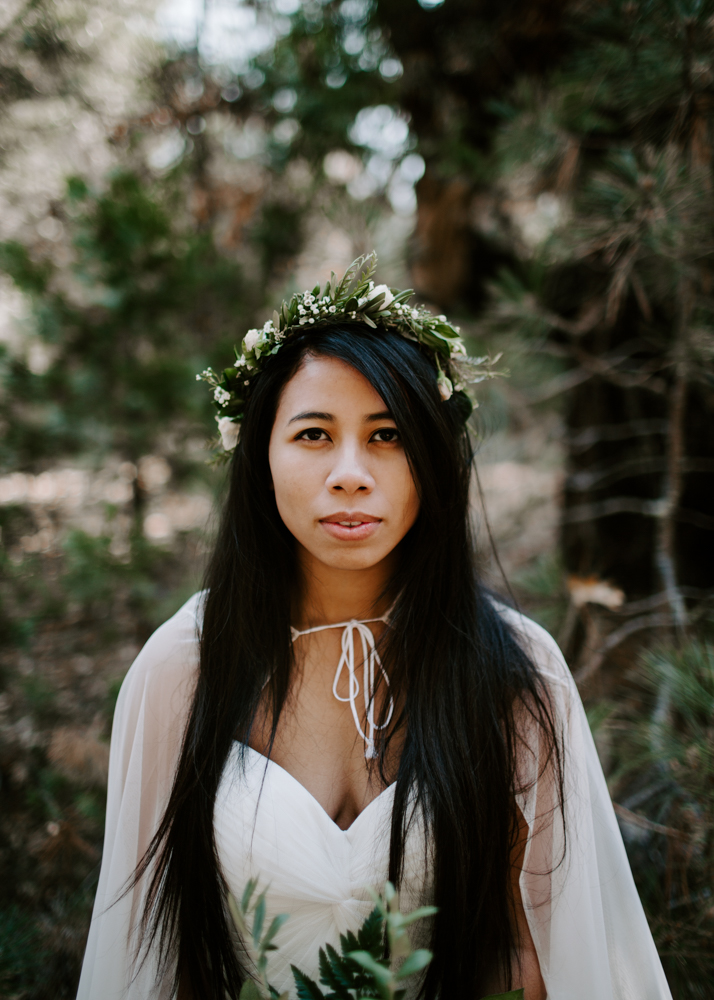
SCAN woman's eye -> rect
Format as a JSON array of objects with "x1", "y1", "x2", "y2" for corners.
[
  {"x1": 297, "y1": 428, "x2": 329, "y2": 442},
  {"x1": 371, "y1": 428, "x2": 400, "y2": 443}
]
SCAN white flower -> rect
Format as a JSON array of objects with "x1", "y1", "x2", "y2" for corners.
[
  {"x1": 298, "y1": 305, "x2": 306, "y2": 315},
  {"x1": 437, "y1": 315, "x2": 446, "y2": 321},
  {"x1": 299, "y1": 317, "x2": 307, "y2": 325},
  {"x1": 216, "y1": 416, "x2": 240, "y2": 451},
  {"x1": 243, "y1": 329, "x2": 261, "y2": 352},
  {"x1": 357, "y1": 283, "x2": 394, "y2": 311},
  {"x1": 236, "y1": 354, "x2": 247, "y2": 367},
  {"x1": 436, "y1": 370, "x2": 453, "y2": 401},
  {"x1": 214, "y1": 386, "x2": 231, "y2": 406},
  {"x1": 450, "y1": 341, "x2": 467, "y2": 357}
]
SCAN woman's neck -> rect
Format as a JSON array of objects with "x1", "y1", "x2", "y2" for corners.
[{"x1": 294, "y1": 545, "x2": 397, "y2": 628}]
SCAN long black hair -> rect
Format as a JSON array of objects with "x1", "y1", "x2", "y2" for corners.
[{"x1": 132, "y1": 323, "x2": 563, "y2": 998}]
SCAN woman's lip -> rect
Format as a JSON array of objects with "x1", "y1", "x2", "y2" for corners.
[
  {"x1": 320, "y1": 513, "x2": 381, "y2": 524},
  {"x1": 319, "y1": 517, "x2": 382, "y2": 541}
]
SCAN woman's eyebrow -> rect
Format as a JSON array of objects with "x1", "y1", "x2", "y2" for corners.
[
  {"x1": 287, "y1": 409, "x2": 393, "y2": 424},
  {"x1": 288, "y1": 410, "x2": 333, "y2": 423}
]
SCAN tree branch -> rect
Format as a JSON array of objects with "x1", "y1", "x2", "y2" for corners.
[
  {"x1": 574, "y1": 613, "x2": 675, "y2": 684},
  {"x1": 562, "y1": 496, "x2": 714, "y2": 530},
  {"x1": 656, "y1": 365, "x2": 688, "y2": 636}
]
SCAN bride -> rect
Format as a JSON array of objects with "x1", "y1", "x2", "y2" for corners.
[{"x1": 77, "y1": 257, "x2": 671, "y2": 1000}]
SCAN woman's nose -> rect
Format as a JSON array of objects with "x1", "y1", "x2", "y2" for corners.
[{"x1": 325, "y1": 443, "x2": 375, "y2": 494}]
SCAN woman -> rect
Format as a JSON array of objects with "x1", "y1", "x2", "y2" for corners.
[{"x1": 77, "y1": 257, "x2": 671, "y2": 1000}]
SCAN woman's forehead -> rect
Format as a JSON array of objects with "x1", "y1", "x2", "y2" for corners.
[{"x1": 276, "y1": 354, "x2": 389, "y2": 417}]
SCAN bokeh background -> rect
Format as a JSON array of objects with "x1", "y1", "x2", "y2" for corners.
[{"x1": 1, "y1": 0, "x2": 713, "y2": 996}]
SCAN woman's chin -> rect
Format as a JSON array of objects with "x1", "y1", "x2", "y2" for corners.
[{"x1": 303, "y1": 540, "x2": 391, "y2": 573}]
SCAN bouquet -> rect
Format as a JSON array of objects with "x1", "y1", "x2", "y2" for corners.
[{"x1": 229, "y1": 880, "x2": 523, "y2": 1000}]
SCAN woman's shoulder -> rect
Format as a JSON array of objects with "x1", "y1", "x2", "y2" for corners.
[
  {"x1": 116, "y1": 591, "x2": 205, "y2": 714},
  {"x1": 491, "y1": 597, "x2": 572, "y2": 691}
]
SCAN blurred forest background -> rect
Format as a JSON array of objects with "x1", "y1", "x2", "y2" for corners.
[{"x1": 0, "y1": 0, "x2": 713, "y2": 997}]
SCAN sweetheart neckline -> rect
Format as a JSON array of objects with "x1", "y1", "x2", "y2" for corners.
[{"x1": 235, "y1": 742, "x2": 397, "y2": 834}]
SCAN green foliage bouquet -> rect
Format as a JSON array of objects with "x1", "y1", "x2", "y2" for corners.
[{"x1": 229, "y1": 880, "x2": 523, "y2": 1000}]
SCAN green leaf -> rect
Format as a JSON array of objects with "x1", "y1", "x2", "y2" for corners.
[
  {"x1": 346, "y1": 951, "x2": 392, "y2": 987},
  {"x1": 291, "y1": 965, "x2": 326, "y2": 1000},
  {"x1": 363, "y1": 290, "x2": 386, "y2": 311},
  {"x1": 395, "y1": 905, "x2": 438, "y2": 927},
  {"x1": 227, "y1": 892, "x2": 248, "y2": 935},
  {"x1": 252, "y1": 892, "x2": 267, "y2": 948},
  {"x1": 262, "y1": 913, "x2": 290, "y2": 949},
  {"x1": 355, "y1": 907, "x2": 384, "y2": 958},
  {"x1": 395, "y1": 949, "x2": 432, "y2": 980},
  {"x1": 339, "y1": 928, "x2": 360, "y2": 955},
  {"x1": 241, "y1": 877, "x2": 258, "y2": 913},
  {"x1": 239, "y1": 980, "x2": 264, "y2": 1000},
  {"x1": 482, "y1": 991, "x2": 525, "y2": 999},
  {"x1": 318, "y1": 944, "x2": 355, "y2": 997}
]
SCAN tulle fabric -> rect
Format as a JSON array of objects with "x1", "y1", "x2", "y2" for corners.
[{"x1": 76, "y1": 593, "x2": 672, "y2": 1000}]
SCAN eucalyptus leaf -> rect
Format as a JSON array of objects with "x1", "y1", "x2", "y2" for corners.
[
  {"x1": 396, "y1": 949, "x2": 432, "y2": 980},
  {"x1": 395, "y1": 906, "x2": 438, "y2": 926},
  {"x1": 241, "y1": 878, "x2": 258, "y2": 915},
  {"x1": 262, "y1": 913, "x2": 290, "y2": 948},
  {"x1": 227, "y1": 893, "x2": 247, "y2": 935},
  {"x1": 364, "y1": 290, "x2": 386, "y2": 310},
  {"x1": 252, "y1": 893, "x2": 266, "y2": 947},
  {"x1": 346, "y1": 950, "x2": 392, "y2": 987}
]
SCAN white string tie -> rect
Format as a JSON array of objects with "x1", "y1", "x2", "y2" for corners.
[{"x1": 290, "y1": 616, "x2": 394, "y2": 759}]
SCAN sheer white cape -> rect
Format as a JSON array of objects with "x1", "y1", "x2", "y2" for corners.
[{"x1": 76, "y1": 592, "x2": 672, "y2": 1000}]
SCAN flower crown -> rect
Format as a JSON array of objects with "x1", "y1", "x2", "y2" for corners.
[{"x1": 197, "y1": 253, "x2": 501, "y2": 451}]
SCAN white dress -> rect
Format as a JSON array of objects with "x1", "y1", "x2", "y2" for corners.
[{"x1": 76, "y1": 592, "x2": 672, "y2": 1000}]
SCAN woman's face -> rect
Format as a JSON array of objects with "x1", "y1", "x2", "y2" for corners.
[{"x1": 268, "y1": 354, "x2": 420, "y2": 573}]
